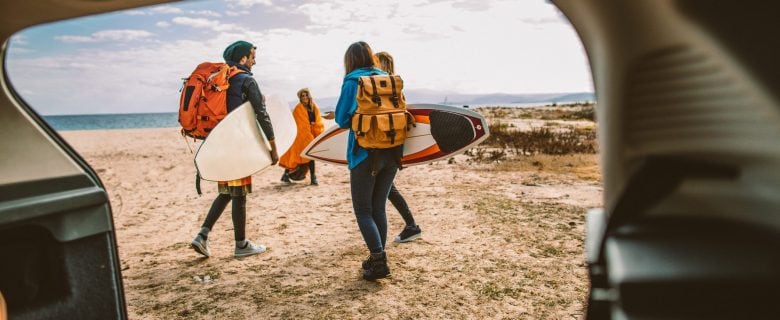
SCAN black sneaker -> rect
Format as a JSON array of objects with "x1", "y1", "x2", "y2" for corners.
[
  {"x1": 310, "y1": 175, "x2": 319, "y2": 186},
  {"x1": 394, "y1": 225, "x2": 422, "y2": 243},
  {"x1": 281, "y1": 172, "x2": 291, "y2": 184}
]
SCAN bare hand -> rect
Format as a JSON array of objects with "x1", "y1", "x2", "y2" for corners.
[
  {"x1": 271, "y1": 150, "x2": 279, "y2": 165},
  {"x1": 323, "y1": 111, "x2": 335, "y2": 120},
  {"x1": 269, "y1": 139, "x2": 279, "y2": 165}
]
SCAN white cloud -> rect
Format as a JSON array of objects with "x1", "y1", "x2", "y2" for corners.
[
  {"x1": 156, "y1": 21, "x2": 171, "y2": 28},
  {"x1": 288, "y1": 0, "x2": 587, "y2": 94},
  {"x1": 172, "y1": 17, "x2": 244, "y2": 32},
  {"x1": 189, "y1": 10, "x2": 222, "y2": 17},
  {"x1": 124, "y1": 10, "x2": 147, "y2": 16},
  {"x1": 10, "y1": 35, "x2": 29, "y2": 45},
  {"x1": 151, "y1": 6, "x2": 184, "y2": 14},
  {"x1": 124, "y1": 5, "x2": 183, "y2": 15},
  {"x1": 225, "y1": 0, "x2": 273, "y2": 8},
  {"x1": 55, "y1": 29, "x2": 155, "y2": 43},
  {"x1": 225, "y1": 10, "x2": 251, "y2": 16},
  {"x1": 55, "y1": 35, "x2": 94, "y2": 43},
  {"x1": 6, "y1": 0, "x2": 593, "y2": 115},
  {"x1": 8, "y1": 47, "x2": 34, "y2": 54},
  {"x1": 6, "y1": 41, "x2": 213, "y2": 114}
]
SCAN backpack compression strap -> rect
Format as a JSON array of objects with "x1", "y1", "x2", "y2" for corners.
[
  {"x1": 387, "y1": 114, "x2": 396, "y2": 144},
  {"x1": 390, "y1": 76, "x2": 399, "y2": 108},
  {"x1": 369, "y1": 76, "x2": 381, "y2": 106}
]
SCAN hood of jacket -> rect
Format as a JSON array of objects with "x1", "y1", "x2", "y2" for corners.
[{"x1": 344, "y1": 67, "x2": 386, "y2": 81}]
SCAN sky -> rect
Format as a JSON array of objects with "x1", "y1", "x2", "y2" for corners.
[{"x1": 5, "y1": 0, "x2": 592, "y2": 115}]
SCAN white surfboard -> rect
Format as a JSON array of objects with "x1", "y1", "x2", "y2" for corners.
[
  {"x1": 195, "y1": 95, "x2": 295, "y2": 181},
  {"x1": 302, "y1": 104, "x2": 490, "y2": 166}
]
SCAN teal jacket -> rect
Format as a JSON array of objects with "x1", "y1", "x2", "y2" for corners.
[{"x1": 334, "y1": 67, "x2": 388, "y2": 169}]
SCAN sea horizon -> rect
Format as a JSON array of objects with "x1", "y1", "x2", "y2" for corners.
[{"x1": 42, "y1": 100, "x2": 593, "y2": 131}]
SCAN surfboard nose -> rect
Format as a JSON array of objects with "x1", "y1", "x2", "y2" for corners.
[{"x1": 429, "y1": 111, "x2": 477, "y2": 153}]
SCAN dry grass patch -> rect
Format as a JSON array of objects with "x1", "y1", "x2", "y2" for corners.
[
  {"x1": 463, "y1": 194, "x2": 589, "y2": 318},
  {"x1": 491, "y1": 154, "x2": 601, "y2": 182}
]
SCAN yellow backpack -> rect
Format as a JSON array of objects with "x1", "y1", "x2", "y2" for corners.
[{"x1": 351, "y1": 74, "x2": 415, "y2": 149}]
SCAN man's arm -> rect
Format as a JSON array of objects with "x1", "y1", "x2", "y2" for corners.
[{"x1": 242, "y1": 77, "x2": 278, "y2": 164}]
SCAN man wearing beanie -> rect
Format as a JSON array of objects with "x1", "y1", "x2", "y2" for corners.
[{"x1": 191, "y1": 40, "x2": 279, "y2": 258}]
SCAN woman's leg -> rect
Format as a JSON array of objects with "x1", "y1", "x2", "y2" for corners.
[
  {"x1": 360, "y1": 151, "x2": 397, "y2": 280},
  {"x1": 309, "y1": 160, "x2": 318, "y2": 185},
  {"x1": 372, "y1": 165, "x2": 397, "y2": 248},
  {"x1": 388, "y1": 183, "x2": 415, "y2": 227},
  {"x1": 350, "y1": 159, "x2": 383, "y2": 253}
]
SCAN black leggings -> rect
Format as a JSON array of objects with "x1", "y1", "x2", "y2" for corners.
[
  {"x1": 388, "y1": 183, "x2": 415, "y2": 226},
  {"x1": 201, "y1": 194, "x2": 246, "y2": 241},
  {"x1": 309, "y1": 160, "x2": 316, "y2": 176}
]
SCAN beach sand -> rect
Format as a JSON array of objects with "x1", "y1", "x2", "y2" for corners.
[{"x1": 60, "y1": 122, "x2": 602, "y2": 319}]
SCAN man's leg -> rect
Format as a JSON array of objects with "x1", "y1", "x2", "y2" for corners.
[{"x1": 192, "y1": 193, "x2": 231, "y2": 257}]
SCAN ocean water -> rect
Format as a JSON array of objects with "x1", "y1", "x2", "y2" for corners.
[
  {"x1": 41, "y1": 101, "x2": 592, "y2": 131},
  {"x1": 43, "y1": 112, "x2": 179, "y2": 131}
]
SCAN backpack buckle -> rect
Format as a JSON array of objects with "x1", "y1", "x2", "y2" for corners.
[{"x1": 390, "y1": 94, "x2": 399, "y2": 108}]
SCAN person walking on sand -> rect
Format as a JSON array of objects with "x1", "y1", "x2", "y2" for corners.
[
  {"x1": 374, "y1": 51, "x2": 423, "y2": 243},
  {"x1": 191, "y1": 40, "x2": 279, "y2": 258},
  {"x1": 279, "y1": 88, "x2": 325, "y2": 185},
  {"x1": 334, "y1": 41, "x2": 400, "y2": 280}
]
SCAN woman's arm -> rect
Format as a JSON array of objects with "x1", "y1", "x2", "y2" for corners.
[
  {"x1": 334, "y1": 80, "x2": 358, "y2": 129},
  {"x1": 293, "y1": 104, "x2": 315, "y2": 140},
  {"x1": 311, "y1": 102, "x2": 326, "y2": 136}
]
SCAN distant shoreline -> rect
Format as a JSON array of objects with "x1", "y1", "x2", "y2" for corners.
[{"x1": 43, "y1": 102, "x2": 595, "y2": 131}]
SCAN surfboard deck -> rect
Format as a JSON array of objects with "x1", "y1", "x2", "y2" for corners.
[
  {"x1": 195, "y1": 95, "x2": 295, "y2": 181},
  {"x1": 302, "y1": 104, "x2": 489, "y2": 166}
]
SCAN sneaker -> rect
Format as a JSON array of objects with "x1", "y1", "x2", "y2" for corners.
[
  {"x1": 191, "y1": 234, "x2": 210, "y2": 257},
  {"x1": 310, "y1": 175, "x2": 319, "y2": 186},
  {"x1": 281, "y1": 172, "x2": 292, "y2": 184},
  {"x1": 394, "y1": 225, "x2": 422, "y2": 243},
  {"x1": 234, "y1": 240, "x2": 267, "y2": 257}
]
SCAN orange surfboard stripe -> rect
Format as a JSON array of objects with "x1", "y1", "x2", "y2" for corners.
[{"x1": 402, "y1": 145, "x2": 441, "y2": 162}]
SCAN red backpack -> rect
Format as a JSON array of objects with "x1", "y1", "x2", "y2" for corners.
[{"x1": 179, "y1": 62, "x2": 244, "y2": 139}]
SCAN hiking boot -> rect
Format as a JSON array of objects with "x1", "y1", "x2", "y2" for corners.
[
  {"x1": 310, "y1": 175, "x2": 319, "y2": 186},
  {"x1": 394, "y1": 225, "x2": 422, "y2": 243},
  {"x1": 361, "y1": 255, "x2": 371, "y2": 270},
  {"x1": 191, "y1": 234, "x2": 210, "y2": 258},
  {"x1": 363, "y1": 252, "x2": 390, "y2": 281},
  {"x1": 235, "y1": 240, "x2": 266, "y2": 257},
  {"x1": 281, "y1": 172, "x2": 292, "y2": 184}
]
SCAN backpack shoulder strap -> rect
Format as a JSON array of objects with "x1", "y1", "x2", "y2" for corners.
[{"x1": 228, "y1": 67, "x2": 246, "y2": 79}]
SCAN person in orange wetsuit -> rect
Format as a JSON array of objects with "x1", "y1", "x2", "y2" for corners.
[{"x1": 279, "y1": 88, "x2": 325, "y2": 185}]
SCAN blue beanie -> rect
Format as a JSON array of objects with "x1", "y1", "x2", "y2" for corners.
[{"x1": 223, "y1": 40, "x2": 255, "y2": 62}]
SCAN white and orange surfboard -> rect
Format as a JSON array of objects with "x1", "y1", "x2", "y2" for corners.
[{"x1": 302, "y1": 104, "x2": 489, "y2": 166}]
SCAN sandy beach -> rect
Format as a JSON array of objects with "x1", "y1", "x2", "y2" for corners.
[{"x1": 59, "y1": 108, "x2": 602, "y2": 319}]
